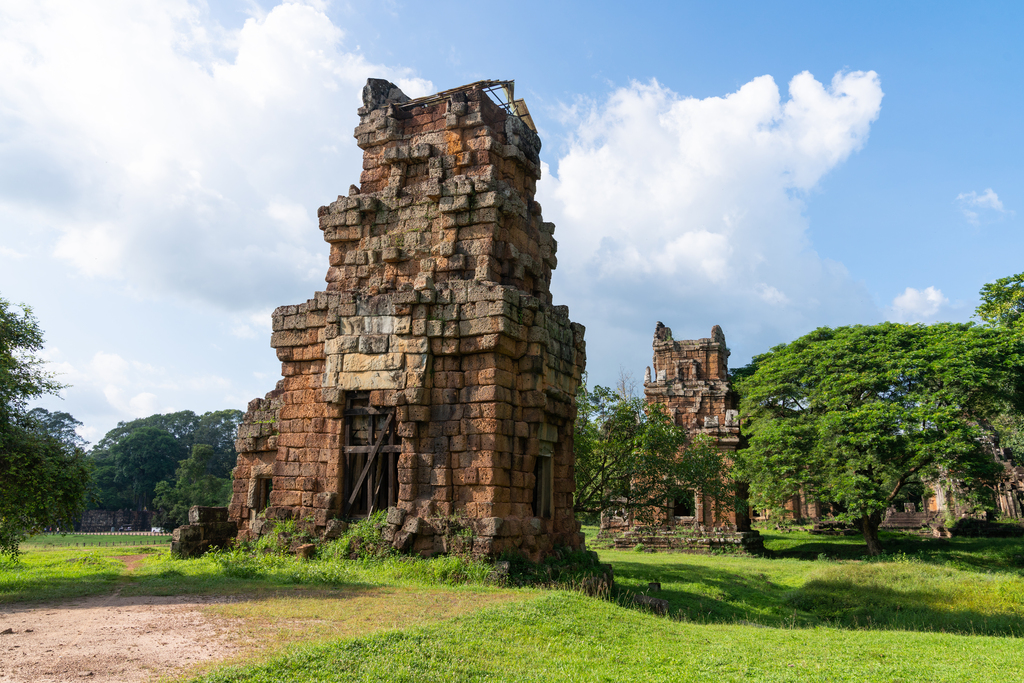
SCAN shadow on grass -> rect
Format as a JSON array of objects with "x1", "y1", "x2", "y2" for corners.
[
  {"x1": 609, "y1": 558, "x2": 808, "y2": 626},
  {"x1": 607, "y1": 555, "x2": 1024, "y2": 637},
  {"x1": 786, "y1": 575, "x2": 1024, "y2": 636},
  {"x1": 764, "y1": 531, "x2": 1024, "y2": 571}
]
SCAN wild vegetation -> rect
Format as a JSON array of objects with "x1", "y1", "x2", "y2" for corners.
[
  {"x1": 0, "y1": 297, "x2": 91, "y2": 557},
  {"x1": 88, "y1": 407, "x2": 242, "y2": 525},
  {"x1": 573, "y1": 378, "x2": 732, "y2": 524},
  {"x1": 4, "y1": 527, "x2": 1023, "y2": 682}
]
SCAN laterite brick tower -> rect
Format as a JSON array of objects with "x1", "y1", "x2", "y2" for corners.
[
  {"x1": 229, "y1": 79, "x2": 586, "y2": 560},
  {"x1": 643, "y1": 322, "x2": 749, "y2": 529}
]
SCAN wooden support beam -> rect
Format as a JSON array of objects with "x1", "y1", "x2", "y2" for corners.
[{"x1": 346, "y1": 412, "x2": 393, "y2": 511}]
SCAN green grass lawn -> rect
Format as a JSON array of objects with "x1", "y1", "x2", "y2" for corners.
[
  {"x1": 3, "y1": 529, "x2": 1023, "y2": 681},
  {"x1": 761, "y1": 526, "x2": 1024, "y2": 570},
  {"x1": 191, "y1": 591, "x2": 1024, "y2": 683},
  {"x1": 603, "y1": 544, "x2": 1024, "y2": 635},
  {"x1": 0, "y1": 543, "x2": 504, "y2": 604}
]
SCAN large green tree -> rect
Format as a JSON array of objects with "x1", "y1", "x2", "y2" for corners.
[
  {"x1": 976, "y1": 271, "x2": 1024, "y2": 462},
  {"x1": 153, "y1": 444, "x2": 233, "y2": 528},
  {"x1": 573, "y1": 381, "x2": 732, "y2": 523},
  {"x1": 87, "y1": 408, "x2": 242, "y2": 510},
  {"x1": 109, "y1": 426, "x2": 183, "y2": 511},
  {"x1": 977, "y1": 271, "x2": 1024, "y2": 330},
  {"x1": 0, "y1": 297, "x2": 91, "y2": 557},
  {"x1": 26, "y1": 407, "x2": 87, "y2": 449},
  {"x1": 737, "y1": 323, "x2": 1024, "y2": 555}
]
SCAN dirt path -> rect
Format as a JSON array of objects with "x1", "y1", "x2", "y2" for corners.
[{"x1": 0, "y1": 592, "x2": 241, "y2": 683}]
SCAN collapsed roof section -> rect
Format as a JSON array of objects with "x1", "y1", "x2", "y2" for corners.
[{"x1": 362, "y1": 78, "x2": 537, "y2": 132}]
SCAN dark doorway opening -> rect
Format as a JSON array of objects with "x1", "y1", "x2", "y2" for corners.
[
  {"x1": 673, "y1": 491, "x2": 695, "y2": 517},
  {"x1": 532, "y1": 455, "x2": 552, "y2": 518},
  {"x1": 256, "y1": 477, "x2": 273, "y2": 513},
  {"x1": 342, "y1": 391, "x2": 400, "y2": 518}
]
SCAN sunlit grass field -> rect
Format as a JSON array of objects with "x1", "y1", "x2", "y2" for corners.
[
  {"x1": 2, "y1": 526, "x2": 1023, "y2": 681},
  {"x1": 193, "y1": 592, "x2": 1024, "y2": 683}
]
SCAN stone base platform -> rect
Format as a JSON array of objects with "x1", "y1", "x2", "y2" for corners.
[{"x1": 598, "y1": 526, "x2": 765, "y2": 555}]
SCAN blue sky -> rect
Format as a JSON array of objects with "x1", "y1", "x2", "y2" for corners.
[{"x1": 1, "y1": 0, "x2": 1021, "y2": 443}]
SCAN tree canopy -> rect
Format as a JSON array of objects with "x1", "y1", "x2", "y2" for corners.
[
  {"x1": 736, "y1": 322, "x2": 1024, "y2": 554},
  {"x1": 975, "y1": 271, "x2": 1024, "y2": 462},
  {"x1": 0, "y1": 299, "x2": 62, "y2": 421},
  {"x1": 87, "y1": 408, "x2": 242, "y2": 511},
  {"x1": 977, "y1": 271, "x2": 1024, "y2": 330},
  {"x1": 109, "y1": 426, "x2": 183, "y2": 511},
  {"x1": 573, "y1": 380, "x2": 732, "y2": 524},
  {"x1": 26, "y1": 407, "x2": 87, "y2": 449},
  {"x1": 0, "y1": 297, "x2": 90, "y2": 557},
  {"x1": 153, "y1": 444, "x2": 233, "y2": 528}
]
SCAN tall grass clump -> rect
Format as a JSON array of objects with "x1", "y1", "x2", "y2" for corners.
[
  {"x1": 318, "y1": 512, "x2": 392, "y2": 561},
  {"x1": 177, "y1": 512, "x2": 494, "y2": 591}
]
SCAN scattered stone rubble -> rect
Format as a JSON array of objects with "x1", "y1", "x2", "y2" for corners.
[
  {"x1": 809, "y1": 520, "x2": 859, "y2": 536},
  {"x1": 171, "y1": 506, "x2": 237, "y2": 558},
  {"x1": 604, "y1": 526, "x2": 765, "y2": 555},
  {"x1": 228, "y1": 79, "x2": 585, "y2": 561},
  {"x1": 633, "y1": 594, "x2": 669, "y2": 616}
]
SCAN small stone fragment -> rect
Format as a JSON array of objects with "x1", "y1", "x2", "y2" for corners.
[{"x1": 633, "y1": 595, "x2": 669, "y2": 616}]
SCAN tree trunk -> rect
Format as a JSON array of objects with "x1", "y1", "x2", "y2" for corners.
[
  {"x1": 734, "y1": 481, "x2": 752, "y2": 532},
  {"x1": 859, "y1": 511, "x2": 883, "y2": 556}
]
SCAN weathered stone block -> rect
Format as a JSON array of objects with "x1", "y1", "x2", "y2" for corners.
[
  {"x1": 189, "y1": 506, "x2": 228, "y2": 525},
  {"x1": 476, "y1": 517, "x2": 503, "y2": 537}
]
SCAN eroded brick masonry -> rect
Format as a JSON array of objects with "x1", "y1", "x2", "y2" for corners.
[
  {"x1": 229, "y1": 79, "x2": 586, "y2": 560},
  {"x1": 642, "y1": 322, "x2": 749, "y2": 529}
]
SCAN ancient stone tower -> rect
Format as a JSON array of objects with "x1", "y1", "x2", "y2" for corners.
[
  {"x1": 643, "y1": 322, "x2": 747, "y2": 528},
  {"x1": 229, "y1": 79, "x2": 586, "y2": 560}
]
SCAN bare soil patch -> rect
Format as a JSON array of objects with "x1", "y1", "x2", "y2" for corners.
[
  {"x1": 0, "y1": 592, "x2": 241, "y2": 683},
  {"x1": 110, "y1": 555, "x2": 149, "y2": 572},
  {"x1": 0, "y1": 586, "x2": 523, "y2": 682}
]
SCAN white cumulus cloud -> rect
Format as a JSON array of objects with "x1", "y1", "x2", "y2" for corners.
[
  {"x1": 889, "y1": 286, "x2": 949, "y2": 323},
  {"x1": 0, "y1": 0, "x2": 431, "y2": 310},
  {"x1": 37, "y1": 346, "x2": 240, "y2": 439},
  {"x1": 540, "y1": 70, "x2": 883, "y2": 375},
  {"x1": 956, "y1": 188, "x2": 1011, "y2": 225},
  {"x1": 0, "y1": 246, "x2": 27, "y2": 259}
]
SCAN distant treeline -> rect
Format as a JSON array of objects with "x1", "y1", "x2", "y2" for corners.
[{"x1": 32, "y1": 408, "x2": 243, "y2": 530}]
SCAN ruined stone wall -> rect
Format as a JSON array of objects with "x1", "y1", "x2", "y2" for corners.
[
  {"x1": 642, "y1": 322, "x2": 745, "y2": 528},
  {"x1": 76, "y1": 509, "x2": 153, "y2": 533},
  {"x1": 229, "y1": 80, "x2": 585, "y2": 560},
  {"x1": 995, "y1": 449, "x2": 1024, "y2": 519},
  {"x1": 997, "y1": 469, "x2": 1024, "y2": 519},
  {"x1": 171, "y1": 506, "x2": 237, "y2": 558}
]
